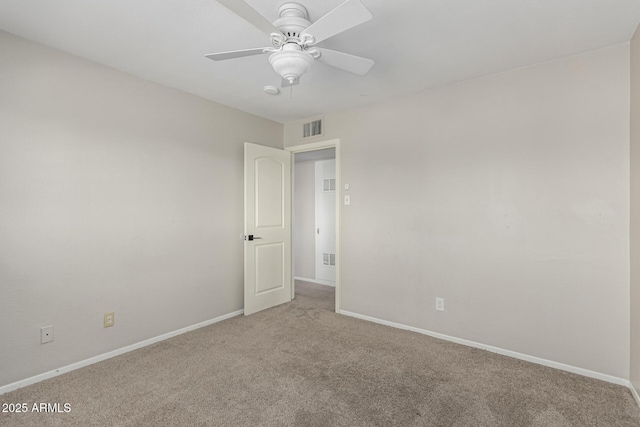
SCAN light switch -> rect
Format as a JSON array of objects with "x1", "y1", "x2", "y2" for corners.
[
  {"x1": 344, "y1": 195, "x2": 351, "y2": 205},
  {"x1": 344, "y1": 184, "x2": 350, "y2": 190}
]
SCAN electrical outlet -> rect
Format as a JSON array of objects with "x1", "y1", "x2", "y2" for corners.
[
  {"x1": 104, "y1": 312, "x2": 114, "y2": 328},
  {"x1": 41, "y1": 325, "x2": 54, "y2": 344},
  {"x1": 436, "y1": 298, "x2": 445, "y2": 312}
]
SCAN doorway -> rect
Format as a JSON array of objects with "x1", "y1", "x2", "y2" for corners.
[{"x1": 287, "y1": 139, "x2": 341, "y2": 313}]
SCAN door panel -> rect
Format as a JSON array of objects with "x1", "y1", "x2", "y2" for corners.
[
  {"x1": 255, "y1": 242, "x2": 284, "y2": 294},
  {"x1": 255, "y1": 158, "x2": 284, "y2": 228},
  {"x1": 244, "y1": 142, "x2": 291, "y2": 315}
]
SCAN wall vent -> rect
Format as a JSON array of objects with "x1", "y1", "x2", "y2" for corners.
[
  {"x1": 323, "y1": 179, "x2": 336, "y2": 191},
  {"x1": 303, "y1": 118, "x2": 323, "y2": 138},
  {"x1": 323, "y1": 253, "x2": 336, "y2": 266}
]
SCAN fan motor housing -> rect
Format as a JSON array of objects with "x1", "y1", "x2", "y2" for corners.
[{"x1": 274, "y1": 3, "x2": 311, "y2": 39}]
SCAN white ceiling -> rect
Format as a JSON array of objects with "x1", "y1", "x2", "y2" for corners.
[{"x1": 1, "y1": 0, "x2": 640, "y2": 123}]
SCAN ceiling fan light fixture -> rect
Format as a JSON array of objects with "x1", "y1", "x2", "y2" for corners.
[
  {"x1": 207, "y1": 0, "x2": 375, "y2": 88},
  {"x1": 268, "y1": 44, "x2": 314, "y2": 84}
]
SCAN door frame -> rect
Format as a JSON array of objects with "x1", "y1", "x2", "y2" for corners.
[{"x1": 287, "y1": 139, "x2": 341, "y2": 313}]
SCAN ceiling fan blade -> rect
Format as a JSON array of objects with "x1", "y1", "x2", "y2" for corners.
[
  {"x1": 205, "y1": 47, "x2": 269, "y2": 61},
  {"x1": 216, "y1": 0, "x2": 284, "y2": 37},
  {"x1": 316, "y1": 48, "x2": 374, "y2": 75},
  {"x1": 281, "y1": 77, "x2": 300, "y2": 88},
  {"x1": 300, "y1": 0, "x2": 372, "y2": 44}
]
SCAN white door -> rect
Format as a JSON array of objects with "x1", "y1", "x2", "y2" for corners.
[
  {"x1": 315, "y1": 159, "x2": 336, "y2": 284},
  {"x1": 244, "y1": 142, "x2": 292, "y2": 315}
]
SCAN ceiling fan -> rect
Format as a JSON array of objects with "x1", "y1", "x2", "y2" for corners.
[{"x1": 206, "y1": 0, "x2": 375, "y2": 87}]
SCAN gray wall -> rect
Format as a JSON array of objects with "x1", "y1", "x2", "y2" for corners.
[
  {"x1": 631, "y1": 23, "x2": 640, "y2": 395},
  {"x1": 294, "y1": 160, "x2": 316, "y2": 279},
  {"x1": 0, "y1": 31, "x2": 282, "y2": 388},
  {"x1": 285, "y1": 45, "x2": 630, "y2": 379}
]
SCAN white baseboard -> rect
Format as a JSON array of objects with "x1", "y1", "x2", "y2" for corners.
[
  {"x1": 630, "y1": 382, "x2": 640, "y2": 407},
  {"x1": 340, "y1": 310, "x2": 629, "y2": 387},
  {"x1": 5, "y1": 306, "x2": 636, "y2": 406},
  {"x1": 0, "y1": 309, "x2": 244, "y2": 396},
  {"x1": 295, "y1": 276, "x2": 335, "y2": 287}
]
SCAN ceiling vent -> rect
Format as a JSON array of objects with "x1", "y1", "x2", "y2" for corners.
[{"x1": 302, "y1": 117, "x2": 323, "y2": 138}]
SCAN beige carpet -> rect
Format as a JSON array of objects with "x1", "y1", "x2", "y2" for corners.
[{"x1": 2, "y1": 281, "x2": 640, "y2": 426}]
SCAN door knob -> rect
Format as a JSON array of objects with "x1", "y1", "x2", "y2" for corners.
[{"x1": 245, "y1": 235, "x2": 261, "y2": 241}]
